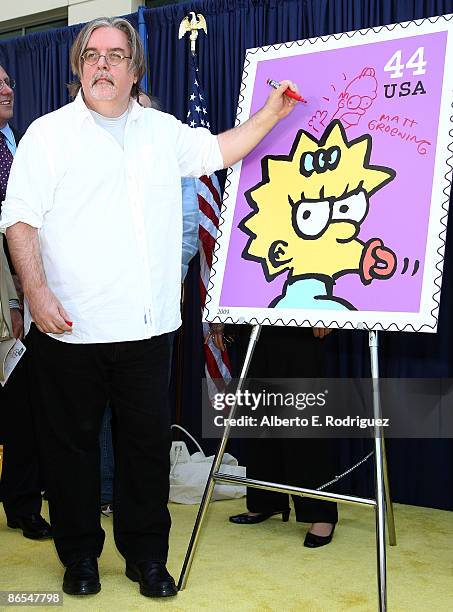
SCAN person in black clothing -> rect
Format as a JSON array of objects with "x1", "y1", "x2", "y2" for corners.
[
  {"x1": 0, "y1": 63, "x2": 51, "y2": 541},
  {"x1": 211, "y1": 324, "x2": 337, "y2": 547}
]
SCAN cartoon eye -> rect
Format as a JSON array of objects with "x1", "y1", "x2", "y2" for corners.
[
  {"x1": 360, "y1": 96, "x2": 373, "y2": 109},
  {"x1": 332, "y1": 191, "x2": 368, "y2": 224},
  {"x1": 317, "y1": 147, "x2": 339, "y2": 170},
  {"x1": 347, "y1": 95, "x2": 362, "y2": 110},
  {"x1": 293, "y1": 199, "x2": 331, "y2": 239},
  {"x1": 300, "y1": 152, "x2": 315, "y2": 175},
  {"x1": 329, "y1": 148, "x2": 339, "y2": 165}
]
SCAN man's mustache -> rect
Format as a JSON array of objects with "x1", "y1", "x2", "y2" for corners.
[{"x1": 91, "y1": 72, "x2": 115, "y2": 86}]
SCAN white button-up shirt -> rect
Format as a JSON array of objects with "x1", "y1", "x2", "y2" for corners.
[{"x1": 0, "y1": 93, "x2": 223, "y2": 343}]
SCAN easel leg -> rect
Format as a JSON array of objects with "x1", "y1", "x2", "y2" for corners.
[
  {"x1": 374, "y1": 426, "x2": 387, "y2": 611},
  {"x1": 382, "y1": 435, "x2": 397, "y2": 546},
  {"x1": 178, "y1": 325, "x2": 262, "y2": 590},
  {"x1": 369, "y1": 331, "x2": 387, "y2": 612}
]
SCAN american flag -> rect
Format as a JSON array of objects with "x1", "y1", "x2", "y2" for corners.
[{"x1": 186, "y1": 52, "x2": 232, "y2": 400}]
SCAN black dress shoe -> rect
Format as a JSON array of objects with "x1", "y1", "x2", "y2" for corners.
[
  {"x1": 7, "y1": 514, "x2": 52, "y2": 540},
  {"x1": 229, "y1": 509, "x2": 291, "y2": 524},
  {"x1": 125, "y1": 560, "x2": 177, "y2": 598},
  {"x1": 63, "y1": 558, "x2": 101, "y2": 596},
  {"x1": 304, "y1": 524, "x2": 336, "y2": 548}
]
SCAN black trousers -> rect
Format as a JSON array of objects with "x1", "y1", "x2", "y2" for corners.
[
  {"x1": 243, "y1": 325, "x2": 338, "y2": 524},
  {"x1": 28, "y1": 326, "x2": 172, "y2": 566},
  {"x1": 245, "y1": 437, "x2": 338, "y2": 523},
  {"x1": 0, "y1": 345, "x2": 43, "y2": 519}
]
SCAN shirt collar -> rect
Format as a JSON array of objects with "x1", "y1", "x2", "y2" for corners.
[
  {"x1": 128, "y1": 98, "x2": 142, "y2": 122},
  {"x1": 0, "y1": 123, "x2": 15, "y2": 147}
]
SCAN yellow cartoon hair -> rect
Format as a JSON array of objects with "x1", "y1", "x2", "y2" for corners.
[{"x1": 241, "y1": 120, "x2": 395, "y2": 278}]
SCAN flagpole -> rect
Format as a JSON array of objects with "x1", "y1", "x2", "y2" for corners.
[
  {"x1": 179, "y1": 15, "x2": 233, "y2": 403},
  {"x1": 138, "y1": 5, "x2": 148, "y2": 93}
]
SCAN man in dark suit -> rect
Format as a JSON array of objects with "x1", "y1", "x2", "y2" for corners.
[{"x1": 0, "y1": 63, "x2": 51, "y2": 540}]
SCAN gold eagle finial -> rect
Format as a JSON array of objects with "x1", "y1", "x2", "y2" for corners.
[{"x1": 178, "y1": 12, "x2": 207, "y2": 54}]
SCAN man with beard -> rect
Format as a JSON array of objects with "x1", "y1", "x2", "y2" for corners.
[{"x1": 1, "y1": 17, "x2": 297, "y2": 598}]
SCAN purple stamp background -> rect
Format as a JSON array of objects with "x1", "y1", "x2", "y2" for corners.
[{"x1": 219, "y1": 32, "x2": 447, "y2": 313}]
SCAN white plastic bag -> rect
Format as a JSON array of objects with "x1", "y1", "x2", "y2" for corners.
[{"x1": 169, "y1": 424, "x2": 246, "y2": 504}]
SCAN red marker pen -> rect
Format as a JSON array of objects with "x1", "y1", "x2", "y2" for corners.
[
  {"x1": 64, "y1": 320, "x2": 73, "y2": 327},
  {"x1": 267, "y1": 78, "x2": 307, "y2": 103}
]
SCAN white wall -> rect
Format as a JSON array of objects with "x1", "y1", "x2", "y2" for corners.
[
  {"x1": 68, "y1": 1, "x2": 141, "y2": 25},
  {"x1": 1, "y1": 0, "x2": 66, "y2": 23},
  {"x1": 0, "y1": 0, "x2": 141, "y2": 28}
]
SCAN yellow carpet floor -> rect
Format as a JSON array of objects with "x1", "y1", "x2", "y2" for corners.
[{"x1": 0, "y1": 499, "x2": 452, "y2": 611}]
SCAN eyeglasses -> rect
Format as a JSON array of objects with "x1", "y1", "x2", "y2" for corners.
[
  {"x1": 81, "y1": 50, "x2": 132, "y2": 66},
  {"x1": 0, "y1": 77, "x2": 15, "y2": 92}
]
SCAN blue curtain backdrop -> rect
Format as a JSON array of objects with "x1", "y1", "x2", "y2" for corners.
[
  {"x1": 144, "y1": 0, "x2": 453, "y2": 510},
  {"x1": 1, "y1": 0, "x2": 453, "y2": 509},
  {"x1": 0, "y1": 25, "x2": 84, "y2": 133}
]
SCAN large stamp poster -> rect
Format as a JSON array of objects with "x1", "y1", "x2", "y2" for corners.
[{"x1": 205, "y1": 15, "x2": 453, "y2": 332}]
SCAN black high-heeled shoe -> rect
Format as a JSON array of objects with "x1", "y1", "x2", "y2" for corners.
[
  {"x1": 229, "y1": 509, "x2": 290, "y2": 524},
  {"x1": 303, "y1": 524, "x2": 335, "y2": 548}
]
